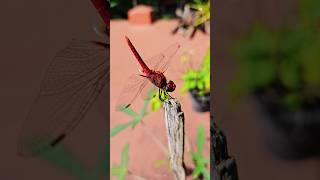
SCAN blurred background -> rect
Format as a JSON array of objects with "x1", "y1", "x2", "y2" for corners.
[
  {"x1": 109, "y1": 0, "x2": 210, "y2": 179},
  {"x1": 0, "y1": 0, "x2": 107, "y2": 179},
  {"x1": 214, "y1": 0, "x2": 320, "y2": 179}
]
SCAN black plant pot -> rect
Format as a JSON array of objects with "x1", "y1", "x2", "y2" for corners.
[
  {"x1": 189, "y1": 89, "x2": 210, "y2": 112},
  {"x1": 254, "y1": 92, "x2": 320, "y2": 160}
]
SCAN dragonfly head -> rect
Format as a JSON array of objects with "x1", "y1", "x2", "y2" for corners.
[{"x1": 166, "y1": 80, "x2": 176, "y2": 92}]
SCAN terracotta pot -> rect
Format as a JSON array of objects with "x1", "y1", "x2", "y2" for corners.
[
  {"x1": 189, "y1": 89, "x2": 210, "y2": 112},
  {"x1": 254, "y1": 92, "x2": 320, "y2": 160}
]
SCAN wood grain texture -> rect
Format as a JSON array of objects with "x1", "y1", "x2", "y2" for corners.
[{"x1": 163, "y1": 98, "x2": 186, "y2": 180}]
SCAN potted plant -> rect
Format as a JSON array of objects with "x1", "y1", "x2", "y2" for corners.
[
  {"x1": 182, "y1": 47, "x2": 210, "y2": 112},
  {"x1": 231, "y1": 0, "x2": 320, "y2": 159},
  {"x1": 172, "y1": 0, "x2": 210, "y2": 39}
]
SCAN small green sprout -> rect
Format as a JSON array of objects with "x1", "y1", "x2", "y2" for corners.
[
  {"x1": 191, "y1": 125, "x2": 210, "y2": 180},
  {"x1": 111, "y1": 144, "x2": 130, "y2": 180},
  {"x1": 111, "y1": 94, "x2": 151, "y2": 137}
]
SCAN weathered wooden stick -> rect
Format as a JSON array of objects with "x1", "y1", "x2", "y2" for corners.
[
  {"x1": 163, "y1": 98, "x2": 186, "y2": 180},
  {"x1": 211, "y1": 115, "x2": 239, "y2": 180}
]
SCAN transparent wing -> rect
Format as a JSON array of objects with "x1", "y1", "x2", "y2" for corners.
[
  {"x1": 18, "y1": 39, "x2": 108, "y2": 157},
  {"x1": 41, "y1": 39, "x2": 107, "y2": 95},
  {"x1": 142, "y1": 43, "x2": 180, "y2": 73},
  {"x1": 139, "y1": 79, "x2": 158, "y2": 100},
  {"x1": 116, "y1": 74, "x2": 150, "y2": 110},
  {"x1": 158, "y1": 43, "x2": 180, "y2": 72},
  {"x1": 141, "y1": 54, "x2": 165, "y2": 72}
]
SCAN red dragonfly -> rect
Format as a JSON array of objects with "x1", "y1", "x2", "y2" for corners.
[
  {"x1": 17, "y1": 0, "x2": 109, "y2": 156},
  {"x1": 117, "y1": 37, "x2": 180, "y2": 109}
]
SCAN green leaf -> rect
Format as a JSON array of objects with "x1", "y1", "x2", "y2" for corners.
[
  {"x1": 111, "y1": 90, "x2": 153, "y2": 137},
  {"x1": 238, "y1": 59, "x2": 276, "y2": 91},
  {"x1": 121, "y1": 107, "x2": 138, "y2": 117},
  {"x1": 197, "y1": 81, "x2": 204, "y2": 90},
  {"x1": 281, "y1": 93, "x2": 303, "y2": 110},
  {"x1": 196, "y1": 126, "x2": 205, "y2": 154},
  {"x1": 110, "y1": 122, "x2": 133, "y2": 137},
  {"x1": 190, "y1": 0, "x2": 210, "y2": 26},
  {"x1": 233, "y1": 24, "x2": 276, "y2": 62},
  {"x1": 191, "y1": 165, "x2": 202, "y2": 178},
  {"x1": 192, "y1": 81, "x2": 198, "y2": 89},
  {"x1": 190, "y1": 125, "x2": 209, "y2": 180},
  {"x1": 299, "y1": 0, "x2": 320, "y2": 24},
  {"x1": 121, "y1": 144, "x2": 130, "y2": 167},
  {"x1": 278, "y1": 60, "x2": 301, "y2": 90},
  {"x1": 110, "y1": 166, "x2": 123, "y2": 176},
  {"x1": 301, "y1": 40, "x2": 320, "y2": 88},
  {"x1": 278, "y1": 26, "x2": 311, "y2": 55},
  {"x1": 110, "y1": 1, "x2": 118, "y2": 8},
  {"x1": 111, "y1": 144, "x2": 130, "y2": 180}
]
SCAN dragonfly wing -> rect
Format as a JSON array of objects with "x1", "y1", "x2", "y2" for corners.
[
  {"x1": 143, "y1": 43, "x2": 180, "y2": 73},
  {"x1": 139, "y1": 79, "x2": 158, "y2": 100},
  {"x1": 116, "y1": 75, "x2": 150, "y2": 110},
  {"x1": 158, "y1": 43, "x2": 180, "y2": 72},
  {"x1": 142, "y1": 54, "x2": 164, "y2": 72},
  {"x1": 18, "y1": 39, "x2": 108, "y2": 156},
  {"x1": 41, "y1": 39, "x2": 107, "y2": 95}
]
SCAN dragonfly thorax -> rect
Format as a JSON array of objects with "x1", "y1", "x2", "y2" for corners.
[{"x1": 148, "y1": 71, "x2": 176, "y2": 92}]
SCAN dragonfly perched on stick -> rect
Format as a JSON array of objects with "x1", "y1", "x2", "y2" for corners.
[
  {"x1": 18, "y1": 0, "x2": 109, "y2": 157},
  {"x1": 116, "y1": 37, "x2": 180, "y2": 109}
]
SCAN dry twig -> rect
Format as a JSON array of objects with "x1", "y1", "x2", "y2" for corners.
[{"x1": 163, "y1": 98, "x2": 186, "y2": 180}]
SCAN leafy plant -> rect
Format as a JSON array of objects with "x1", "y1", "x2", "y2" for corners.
[
  {"x1": 111, "y1": 144, "x2": 130, "y2": 180},
  {"x1": 190, "y1": 0, "x2": 210, "y2": 27},
  {"x1": 182, "y1": 47, "x2": 210, "y2": 96},
  {"x1": 111, "y1": 93, "x2": 151, "y2": 137},
  {"x1": 110, "y1": 0, "x2": 118, "y2": 8},
  {"x1": 111, "y1": 89, "x2": 170, "y2": 136},
  {"x1": 191, "y1": 125, "x2": 210, "y2": 180},
  {"x1": 299, "y1": 0, "x2": 320, "y2": 25},
  {"x1": 231, "y1": 0, "x2": 320, "y2": 110}
]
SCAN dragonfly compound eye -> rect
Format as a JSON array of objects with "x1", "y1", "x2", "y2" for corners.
[{"x1": 166, "y1": 80, "x2": 176, "y2": 92}]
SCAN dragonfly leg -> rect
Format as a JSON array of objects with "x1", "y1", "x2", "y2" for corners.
[
  {"x1": 164, "y1": 90, "x2": 171, "y2": 99},
  {"x1": 159, "y1": 89, "x2": 170, "y2": 101},
  {"x1": 159, "y1": 89, "x2": 166, "y2": 101}
]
